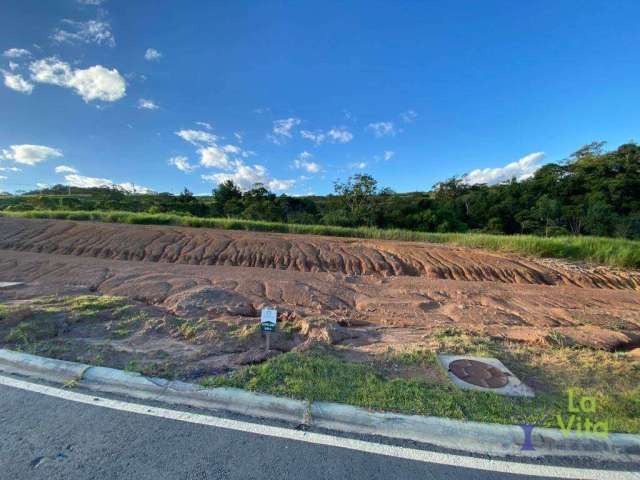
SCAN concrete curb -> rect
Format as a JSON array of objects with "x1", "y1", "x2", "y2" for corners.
[
  {"x1": 162, "y1": 381, "x2": 309, "y2": 424},
  {"x1": 0, "y1": 349, "x2": 90, "y2": 383},
  {"x1": 1, "y1": 349, "x2": 638, "y2": 461},
  {"x1": 311, "y1": 402, "x2": 640, "y2": 459}
]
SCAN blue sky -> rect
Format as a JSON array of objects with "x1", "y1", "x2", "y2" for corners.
[{"x1": 1, "y1": 0, "x2": 639, "y2": 195}]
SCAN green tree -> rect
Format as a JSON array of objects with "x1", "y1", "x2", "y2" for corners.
[
  {"x1": 213, "y1": 180, "x2": 242, "y2": 204},
  {"x1": 533, "y1": 195, "x2": 560, "y2": 237},
  {"x1": 333, "y1": 174, "x2": 380, "y2": 226},
  {"x1": 211, "y1": 180, "x2": 242, "y2": 217},
  {"x1": 584, "y1": 198, "x2": 617, "y2": 237}
]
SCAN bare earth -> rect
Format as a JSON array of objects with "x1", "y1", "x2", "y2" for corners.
[{"x1": 1, "y1": 217, "x2": 639, "y2": 376}]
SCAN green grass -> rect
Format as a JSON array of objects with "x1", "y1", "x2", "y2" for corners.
[
  {"x1": 2, "y1": 295, "x2": 126, "y2": 347},
  {"x1": 3, "y1": 209, "x2": 640, "y2": 268},
  {"x1": 168, "y1": 317, "x2": 212, "y2": 340},
  {"x1": 5, "y1": 320, "x2": 56, "y2": 345},
  {"x1": 111, "y1": 311, "x2": 149, "y2": 338},
  {"x1": 31, "y1": 295, "x2": 126, "y2": 317},
  {"x1": 203, "y1": 348, "x2": 640, "y2": 433},
  {"x1": 203, "y1": 350, "x2": 468, "y2": 418},
  {"x1": 62, "y1": 295, "x2": 125, "y2": 313},
  {"x1": 4, "y1": 312, "x2": 59, "y2": 347}
]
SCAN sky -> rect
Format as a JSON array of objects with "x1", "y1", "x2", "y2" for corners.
[{"x1": 1, "y1": 0, "x2": 639, "y2": 195}]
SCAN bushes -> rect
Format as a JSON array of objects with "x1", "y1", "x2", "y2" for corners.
[{"x1": 2, "y1": 209, "x2": 640, "y2": 268}]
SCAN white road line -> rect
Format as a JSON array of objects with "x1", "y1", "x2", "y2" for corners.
[{"x1": 0, "y1": 375, "x2": 637, "y2": 480}]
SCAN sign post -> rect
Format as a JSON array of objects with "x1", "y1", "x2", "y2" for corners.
[{"x1": 260, "y1": 308, "x2": 277, "y2": 351}]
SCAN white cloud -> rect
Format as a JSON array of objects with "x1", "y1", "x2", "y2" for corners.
[
  {"x1": 0, "y1": 166, "x2": 21, "y2": 172},
  {"x1": 144, "y1": 48, "x2": 162, "y2": 61},
  {"x1": 292, "y1": 151, "x2": 321, "y2": 174},
  {"x1": 8, "y1": 62, "x2": 19, "y2": 71},
  {"x1": 64, "y1": 174, "x2": 111, "y2": 188},
  {"x1": 202, "y1": 163, "x2": 294, "y2": 192},
  {"x1": 77, "y1": 0, "x2": 105, "y2": 4},
  {"x1": 168, "y1": 156, "x2": 197, "y2": 173},
  {"x1": 36, "y1": 183, "x2": 50, "y2": 189},
  {"x1": 463, "y1": 152, "x2": 546, "y2": 185},
  {"x1": 125, "y1": 72, "x2": 147, "y2": 83},
  {"x1": 300, "y1": 130, "x2": 326, "y2": 145},
  {"x1": 401, "y1": 109, "x2": 417, "y2": 123},
  {"x1": 118, "y1": 182, "x2": 153, "y2": 194},
  {"x1": 2, "y1": 145, "x2": 62, "y2": 166},
  {"x1": 196, "y1": 121, "x2": 213, "y2": 130},
  {"x1": 234, "y1": 132, "x2": 243, "y2": 142},
  {"x1": 349, "y1": 161, "x2": 367, "y2": 170},
  {"x1": 367, "y1": 121, "x2": 396, "y2": 137},
  {"x1": 55, "y1": 165, "x2": 78, "y2": 174},
  {"x1": 266, "y1": 178, "x2": 296, "y2": 191},
  {"x1": 30, "y1": 58, "x2": 70, "y2": 84},
  {"x1": 300, "y1": 127, "x2": 353, "y2": 144},
  {"x1": 383, "y1": 150, "x2": 394, "y2": 161},
  {"x1": 52, "y1": 162, "x2": 152, "y2": 192},
  {"x1": 177, "y1": 129, "x2": 252, "y2": 169},
  {"x1": 30, "y1": 57, "x2": 126, "y2": 102},
  {"x1": 67, "y1": 66, "x2": 125, "y2": 102},
  {"x1": 137, "y1": 98, "x2": 159, "y2": 110},
  {"x1": 52, "y1": 20, "x2": 115, "y2": 47},
  {"x1": 273, "y1": 118, "x2": 300, "y2": 136},
  {"x1": 177, "y1": 127, "x2": 284, "y2": 189},
  {"x1": 64, "y1": 174, "x2": 153, "y2": 193},
  {"x1": 198, "y1": 146, "x2": 233, "y2": 169},
  {"x1": 3, "y1": 48, "x2": 31, "y2": 58},
  {"x1": 222, "y1": 144, "x2": 241, "y2": 154},
  {"x1": 175, "y1": 129, "x2": 217, "y2": 146},
  {"x1": 0, "y1": 176, "x2": 7, "y2": 181},
  {"x1": 327, "y1": 127, "x2": 353, "y2": 143},
  {"x1": 269, "y1": 117, "x2": 300, "y2": 143},
  {"x1": 2, "y1": 71, "x2": 34, "y2": 94}
]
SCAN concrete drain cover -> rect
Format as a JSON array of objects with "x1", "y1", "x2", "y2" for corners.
[
  {"x1": 438, "y1": 355, "x2": 534, "y2": 397},
  {"x1": 448, "y1": 359, "x2": 509, "y2": 388}
]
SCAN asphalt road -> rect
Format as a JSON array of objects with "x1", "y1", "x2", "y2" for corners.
[{"x1": 0, "y1": 382, "x2": 632, "y2": 480}]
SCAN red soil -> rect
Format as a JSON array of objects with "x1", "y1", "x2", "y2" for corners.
[{"x1": 1, "y1": 218, "x2": 639, "y2": 353}]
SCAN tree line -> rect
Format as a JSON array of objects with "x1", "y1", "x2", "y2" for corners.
[{"x1": 3, "y1": 141, "x2": 639, "y2": 239}]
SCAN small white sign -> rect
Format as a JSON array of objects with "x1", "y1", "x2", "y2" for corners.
[{"x1": 261, "y1": 308, "x2": 277, "y2": 325}]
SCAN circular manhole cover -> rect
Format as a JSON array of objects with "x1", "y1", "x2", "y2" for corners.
[{"x1": 448, "y1": 359, "x2": 509, "y2": 388}]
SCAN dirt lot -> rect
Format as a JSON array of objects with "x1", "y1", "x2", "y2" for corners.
[{"x1": 1, "y1": 217, "x2": 639, "y2": 380}]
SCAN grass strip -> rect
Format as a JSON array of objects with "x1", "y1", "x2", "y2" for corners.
[
  {"x1": 202, "y1": 349, "x2": 640, "y2": 433},
  {"x1": 2, "y1": 209, "x2": 640, "y2": 268}
]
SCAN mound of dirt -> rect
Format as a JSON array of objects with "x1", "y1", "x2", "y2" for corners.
[
  {"x1": 2, "y1": 248, "x2": 639, "y2": 352},
  {"x1": 163, "y1": 286, "x2": 256, "y2": 318},
  {"x1": 1, "y1": 218, "x2": 639, "y2": 354},
  {"x1": 2, "y1": 217, "x2": 639, "y2": 289}
]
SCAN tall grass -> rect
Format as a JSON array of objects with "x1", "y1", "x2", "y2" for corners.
[{"x1": 2, "y1": 209, "x2": 639, "y2": 268}]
